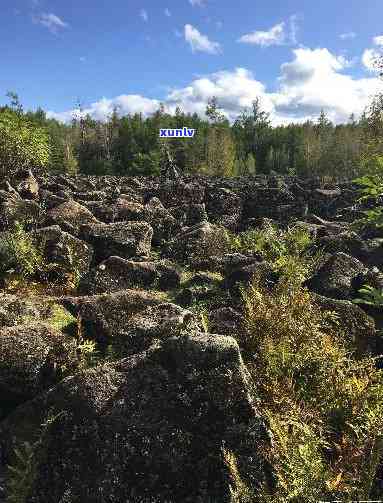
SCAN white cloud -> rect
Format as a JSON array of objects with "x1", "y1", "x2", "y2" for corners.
[
  {"x1": 47, "y1": 48, "x2": 382, "y2": 126},
  {"x1": 140, "y1": 9, "x2": 148, "y2": 22},
  {"x1": 373, "y1": 35, "x2": 383, "y2": 46},
  {"x1": 184, "y1": 24, "x2": 221, "y2": 54},
  {"x1": 164, "y1": 8, "x2": 171, "y2": 17},
  {"x1": 362, "y1": 48, "x2": 381, "y2": 72},
  {"x1": 238, "y1": 15, "x2": 301, "y2": 47},
  {"x1": 47, "y1": 95, "x2": 160, "y2": 123},
  {"x1": 289, "y1": 14, "x2": 300, "y2": 45},
  {"x1": 361, "y1": 36, "x2": 383, "y2": 73},
  {"x1": 340, "y1": 32, "x2": 356, "y2": 40},
  {"x1": 238, "y1": 22, "x2": 285, "y2": 47},
  {"x1": 32, "y1": 12, "x2": 68, "y2": 33},
  {"x1": 189, "y1": 0, "x2": 206, "y2": 6},
  {"x1": 273, "y1": 48, "x2": 381, "y2": 123}
]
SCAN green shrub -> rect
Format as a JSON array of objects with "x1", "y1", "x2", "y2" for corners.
[
  {"x1": 228, "y1": 222, "x2": 317, "y2": 284},
  {"x1": 239, "y1": 278, "x2": 383, "y2": 501},
  {"x1": 352, "y1": 175, "x2": 383, "y2": 231},
  {"x1": 0, "y1": 222, "x2": 44, "y2": 279},
  {"x1": 0, "y1": 108, "x2": 50, "y2": 176}
]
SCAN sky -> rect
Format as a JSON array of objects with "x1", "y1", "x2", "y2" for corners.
[{"x1": 1, "y1": 0, "x2": 383, "y2": 124}]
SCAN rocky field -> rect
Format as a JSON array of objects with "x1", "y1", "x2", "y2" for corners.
[{"x1": 0, "y1": 168, "x2": 382, "y2": 502}]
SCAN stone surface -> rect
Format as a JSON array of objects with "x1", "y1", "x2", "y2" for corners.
[
  {"x1": 33, "y1": 225, "x2": 93, "y2": 278},
  {"x1": 80, "y1": 221, "x2": 153, "y2": 263},
  {"x1": 305, "y1": 252, "x2": 367, "y2": 300},
  {"x1": 0, "y1": 334, "x2": 271, "y2": 503},
  {"x1": 0, "y1": 322, "x2": 77, "y2": 404}
]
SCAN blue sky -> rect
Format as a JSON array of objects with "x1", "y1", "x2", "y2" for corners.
[{"x1": 1, "y1": 0, "x2": 383, "y2": 123}]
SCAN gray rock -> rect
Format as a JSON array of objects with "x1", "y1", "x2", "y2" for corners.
[
  {"x1": 80, "y1": 221, "x2": 153, "y2": 263},
  {"x1": 0, "y1": 334, "x2": 271, "y2": 503},
  {"x1": 312, "y1": 294, "x2": 378, "y2": 355},
  {"x1": 33, "y1": 225, "x2": 93, "y2": 278},
  {"x1": 44, "y1": 200, "x2": 99, "y2": 235},
  {"x1": 305, "y1": 252, "x2": 367, "y2": 300},
  {"x1": 0, "y1": 322, "x2": 77, "y2": 403},
  {"x1": 16, "y1": 170, "x2": 39, "y2": 200},
  {"x1": 60, "y1": 289, "x2": 165, "y2": 342},
  {"x1": 165, "y1": 222, "x2": 231, "y2": 262}
]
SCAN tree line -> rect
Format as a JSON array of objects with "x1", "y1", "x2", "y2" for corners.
[{"x1": 1, "y1": 91, "x2": 382, "y2": 180}]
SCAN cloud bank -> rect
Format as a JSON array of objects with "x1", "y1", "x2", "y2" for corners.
[{"x1": 47, "y1": 47, "x2": 382, "y2": 126}]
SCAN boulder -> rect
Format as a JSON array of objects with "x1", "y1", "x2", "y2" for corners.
[
  {"x1": 191, "y1": 253, "x2": 261, "y2": 275},
  {"x1": 0, "y1": 334, "x2": 271, "y2": 502},
  {"x1": 80, "y1": 221, "x2": 153, "y2": 263},
  {"x1": 0, "y1": 322, "x2": 77, "y2": 405},
  {"x1": 0, "y1": 294, "x2": 52, "y2": 329},
  {"x1": 209, "y1": 307, "x2": 244, "y2": 336},
  {"x1": 79, "y1": 257, "x2": 157, "y2": 294},
  {"x1": 164, "y1": 222, "x2": 231, "y2": 262},
  {"x1": 312, "y1": 294, "x2": 379, "y2": 356},
  {"x1": 106, "y1": 303, "x2": 198, "y2": 357},
  {"x1": 206, "y1": 188, "x2": 243, "y2": 231},
  {"x1": 16, "y1": 170, "x2": 39, "y2": 200},
  {"x1": 60, "y1": 289, "x2": 165, "y2": 342},
  {"x1": 305, "y1": 252, "x2": 367, "y2": 300},
  {"x1": 157, "y1": 179, "x2": 205, "y2": 207},
  {"x1": 0, "y1": 197, "x2": 41, "y2": 230},
  {"x1": 142, "y1": 198, "x2": 180, "y2": 245},
  {"x1": 33, "y1": 225, "x2": 93, "y2": 279},
  {"x1": 225, "y1": 262, "x2": 279, "y2": 297},
  {"x1": 79, "y1": 257, "x2": 180, "y2": 294},
  {"x1": 169, "y1": 203, "x2": 208, "y2": 227},
  {"x1": 44, "y1": 200, "x2": 99, "y2": 235}
]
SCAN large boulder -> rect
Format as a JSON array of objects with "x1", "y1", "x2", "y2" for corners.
[
  {"x1": 225, "y1": 262, "x2": 279, "y2": 297},
  {"x1": 104, "y1": 302, "x2": 198, "y2": 357},
  {"x1": 16, "y1": 169, "x2": 39, "y2": 200},
  {"x1": 79, "y1": 256, "x2": 180, "y2": 294},
  {"x1": 0, "y1": 294, "x2": 52, "y2": 329},
  {"x1": 44, "y1": 200, "x2": 99, "y2": 235},
  {"x1": 164, "y1": 222, "x2": 231, "y2": 262},
  {"x1": 312, "y1": 294, "x2": 380, "y2": 356},
  {"x1": 169, "y1": 203, "x2": 208, "y2": 227},
  {"x1": 80, "y1": 221, "x2": 153, "y2": 263},
  {"x1": 305, "y1": 252, "x2": 367, "y2": 300},
  {"x1": 33, "y1": 225, "x2": 93, "y2": 279},
  {"x1": 0, "y1": 196, "x2": 41, "y2": 230},
  {"x1": 191, "y1": 253, "x2": 261, "y2": 275},
  {"x1": 0, "y1": 334, "x2": 271, "y2": 502},
  {"x1": 0, "y1": 322, "x2": 77, "y2": 405},
  {"x1": 156, "y1": 179, "x2": 205, "y2": 207},
  {"x1": 206, "y1": 187, "x2": 243, "y2": 232},
  {"x1": 141, "y1": 198, "x2": 180, "y2": 245},
  {"x1": 60, "y1": 289, "x2": 165, "y2": 343}
]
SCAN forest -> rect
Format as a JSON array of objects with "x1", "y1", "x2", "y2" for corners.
[{"x1": 1, "y1": 89, "x2": 383, "y2": 181}]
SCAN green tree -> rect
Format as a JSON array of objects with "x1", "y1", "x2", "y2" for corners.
[{"x1": 0, "y1": 107, "x2": 50, "y2": 176}]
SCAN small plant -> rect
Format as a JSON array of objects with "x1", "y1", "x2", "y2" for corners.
[
  {"x1": 77, "y1": 338, "x2": 98, "y2": 367},
  {"x1": 353, "y1": 175, "x2": 383, "y2": 231},
  {"x1": 228, "y1": 222, "x2": 316, "y2": 284},
  {"x1": 0, "y1": 222, "x2": 44, "y2": 279},
  {"x1": 353, "y1": 285, "x2": 383, "y2": 307},
  {"x1": 6, "y1": 441, "x2": 37, "y2": 503}
]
